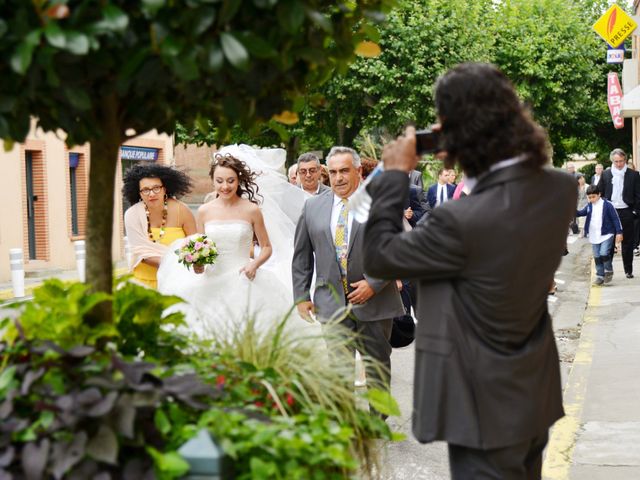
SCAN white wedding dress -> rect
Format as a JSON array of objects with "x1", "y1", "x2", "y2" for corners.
[
  {"x1": 158, "y1": 220, "x2": 307, "y2": 338},
  {"x1": 157, "y1": 144, "x2": 314, "y2": 340}
]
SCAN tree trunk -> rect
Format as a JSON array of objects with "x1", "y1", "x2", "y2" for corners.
[
  {"x1": 85, "y1": 94, "x2": 122, "y2": 323},
  {"x1": 286, "y1": 136, "x2": 300, "y2": 167}
]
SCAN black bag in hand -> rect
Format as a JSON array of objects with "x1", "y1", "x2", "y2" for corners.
[{"x1": 390, "y1": 282, "x2": 416, "y2": 348}]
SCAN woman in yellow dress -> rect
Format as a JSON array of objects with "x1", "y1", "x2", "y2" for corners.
[{"x1": 123, "y1": 164, "x2": 197, "y2": 288}]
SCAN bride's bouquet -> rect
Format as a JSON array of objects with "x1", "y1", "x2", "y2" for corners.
[{"x1": 175, "y1": 234, "x2": 218, "y2": 271}]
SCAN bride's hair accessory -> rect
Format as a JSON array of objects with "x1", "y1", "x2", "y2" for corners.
[
  {"x1": 210, "y1": 153, "x2": 262, "y2": 204},
  {"x1": 145, "y1": 198, "x2": 168, "y2": 242}
]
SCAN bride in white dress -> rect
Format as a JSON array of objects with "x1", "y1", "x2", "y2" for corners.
[{"x1": 157, "y1": 145, "x2": 312, "y2": 339}]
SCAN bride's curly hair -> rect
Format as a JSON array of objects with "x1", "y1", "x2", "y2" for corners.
[{"x1": 209, "y1": 153, "x2": 262, "y2": 204}]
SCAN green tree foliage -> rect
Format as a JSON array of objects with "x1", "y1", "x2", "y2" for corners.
[
  {"x1": 298, "y1": 0, "x2": 495, "y2": 151},
  {"x1": 250, "y1": 0, "x2": 630, "y2": 165},
  {"x1": 491, "y1": 0, "x2": 629, "y2": 164},
  {"x1": 0, "y1": 1, "x2": 394, "y2": 318}
]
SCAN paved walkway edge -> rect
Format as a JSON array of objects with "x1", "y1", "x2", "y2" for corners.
[{"x1": 543, "y1": 262, "x2": 598, "y2": 480}]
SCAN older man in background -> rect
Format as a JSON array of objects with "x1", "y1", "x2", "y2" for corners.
[
  {"x1": 288, "y1": 164, "x2": 298, "y2": 185},
  {"x1": 292, "y1": 146, "x2": 403, "y2": 395},
  {"x1": 297, "y1": 152, "x2": 330, "y2": 196}
]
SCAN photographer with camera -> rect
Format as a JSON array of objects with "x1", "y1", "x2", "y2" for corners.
[{"x1": 362, "y1": 63, "x2": 576, "y2": 478}]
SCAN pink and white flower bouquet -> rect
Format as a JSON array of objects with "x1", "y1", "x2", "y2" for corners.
[{"x1": 175, "y1": 234, "x2": 218, "y2": 271}]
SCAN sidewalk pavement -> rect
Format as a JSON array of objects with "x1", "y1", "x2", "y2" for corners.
[
  {"x1": 544, "y1": 249, "x2": 640, "y2": 480},
  {"x1": 0, "y1": 262, "x2": 128, "y2": 302}
]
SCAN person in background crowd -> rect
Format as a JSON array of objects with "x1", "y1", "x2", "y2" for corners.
[
  {"x1": 360, "y1": 157, "x2": 379, "y2": 180},
  {"x1": 320, "y1": 164, "x2": 331, "y2": 186},
  {"x1": 362, "y1": 63, "x2": 573, "y2": 479},
  {"x1": 591, "y1": 163, "x2": 603, "y2": 186},
  {"x1": 576, "y1": 184, "x2": 623, "y2": 285},
  {"x1": 446, "y1": 168, "x2": 458, "y2": 186},
  {"x1": 409, "y1": 169, "x2": 424, "y2": 190},
  {"x1": 566, "y1": 162, "x2": 578, "y2": 177},
  {"x1": 597, "y1": 148, "x2": 640, "y2": 278},
  {"x1": 288, "y1": 164, "x2": 298, "y2": 185},
  {"x1": 576, "y1": 174, "x2": 588, "y2": 236},
  {"x1": 123, "y1": 164, "x2": 197, "y2": 289},
  {"x1": 426, "y1": 168, "x2": 456, "y2": 208},
  {"x1": 296, "y1": 152, "x2": 330, "y2": 196}
]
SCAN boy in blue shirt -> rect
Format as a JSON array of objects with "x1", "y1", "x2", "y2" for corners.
[{"x1": 577, "y1": 185, "x2": 623, "y2": 285}]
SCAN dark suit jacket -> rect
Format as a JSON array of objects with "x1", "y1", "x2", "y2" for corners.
[
  {"x1": 426, "y1": 183, "x2": 456, "y2": 209},
  {"x1": 597, "y1": 167, "x2": 640, "y2": 212},
  {"x1": 404, "y1": 185, "x2": 426, "y2": 227},
  {"x1": 363, "y1": 165, "x2": 575, "y2": 449}
]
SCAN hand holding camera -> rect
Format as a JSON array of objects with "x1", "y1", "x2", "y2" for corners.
[{"x1": 382, "y1": 125, "x2": 444, "y2": 173}]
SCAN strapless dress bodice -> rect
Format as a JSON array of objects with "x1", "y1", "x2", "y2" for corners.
[{"x1": 204, "y1": 220, "x2": 253, "y2": 272}]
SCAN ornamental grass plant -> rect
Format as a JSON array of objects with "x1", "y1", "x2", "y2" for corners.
[{"x1": 0, "y1": 279, "x2": 401, "y2": 479}]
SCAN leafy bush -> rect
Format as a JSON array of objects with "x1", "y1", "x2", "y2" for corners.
[
  {"x1": 0, "y1": 340, "x2": 215, "y2": 479},
  {"x1": 1, "y1": 280, "x2": 402, "y2": 479},
  {"x1": 4, "y1": 278, "x2": 188, "y2": 361}
]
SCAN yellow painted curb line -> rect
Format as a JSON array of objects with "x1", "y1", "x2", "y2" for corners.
[
  {"x1": 542, "y1": 265, "x2": 600, "y2": 480},
  {"x1": 0, "y1": 268, "x2": 129, "y2": 302}
]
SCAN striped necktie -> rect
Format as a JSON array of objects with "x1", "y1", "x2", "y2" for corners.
[{"x1": 334, "y1": 198, "x2": 349, "y2": 294}]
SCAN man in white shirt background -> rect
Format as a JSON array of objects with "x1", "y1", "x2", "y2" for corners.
[
  {"x1": 591, "y1": 163, "x2": 603, "y2": 186},
  {"x1": 597, "y1": 148, "x2": 640, "y2": 278},
  {"x1": 426, "y1": 168, "x2": 456, "y2": 208}
]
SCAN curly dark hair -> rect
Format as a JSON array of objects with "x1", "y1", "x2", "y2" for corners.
[
  {"x1": 434, "y1": 63, "x2": 549, "y2": 178},
  {"x1": 122, "y1": 163, "x2": 193, "y2": 205},
  {"x1": 209, "y1": 153, "x2": 261, "y2": 204},
  {"x1": 360, "y1": 157, "x2": 379, "y2": 180}
]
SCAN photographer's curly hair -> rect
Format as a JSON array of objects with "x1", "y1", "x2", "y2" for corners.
[
  {"x1": 122, "y1": 163, "x2": 193, "y2": 205},
  {"x1": 435, "y1": 63, "x2": 549, "y2": 178},
  {"x1": 209, "y1": 153, "x2": 261, "y2": 204}
]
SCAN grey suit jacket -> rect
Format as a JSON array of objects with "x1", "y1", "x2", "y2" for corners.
[
  {"x1": 364, "y1": 165, "x2": 575, "y2": 449},
  {"x1": 409, "y1": 169, "x2": 424, "y2": 190},
  {"x1": 317, "y1": 182, "x2": 331, "y2": 194},
  {"x1": 292, "y1": 190, "x2": 404, "y2": 322}
]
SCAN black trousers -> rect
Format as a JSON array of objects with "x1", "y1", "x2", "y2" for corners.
[
  {"x1": 614, "y1": 208, "x2": 636, "y2": 274},
  {"x1": 448, "y1": 433, "x2": 548, "y2": 480}
]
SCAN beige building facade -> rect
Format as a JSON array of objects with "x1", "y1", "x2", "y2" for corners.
[{"x1": 0, "y1": 121, "x2": 173, "y2": 283}]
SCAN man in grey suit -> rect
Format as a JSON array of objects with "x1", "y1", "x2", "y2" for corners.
[
  {"x1": 292, "y1": 146, "x2": 404, "y2": 390},
  {"x1": 409, "y1": 169, "x2": 424, "y2": 190},
  {"x1": 296, "y1": 152, "x2": 330, "y2": 196},
  {"x1": 363, "y1": 63, "x2": 575, "y2": 478}
]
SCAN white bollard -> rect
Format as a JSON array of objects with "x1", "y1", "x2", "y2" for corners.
[
  {"x1": 9, "y1": 248, "x2": 25, "y2": 298},
  {"x1": 123, "y1": 236, "x2": 132, "y2": 267},
  {"x1": 74, "y1": 240, "x2": 86, "y2": 283}
]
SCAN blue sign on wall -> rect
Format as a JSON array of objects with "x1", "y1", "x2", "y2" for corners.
[
  {"x1": 69, "y1": 152, "x2": 80, "y2": 168},
  {"x1": 120, "y1": 146, "x2": 159, "y2": 161}
]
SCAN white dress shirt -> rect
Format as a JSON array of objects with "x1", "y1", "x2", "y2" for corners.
[
  {"x1": 588, "y1": 198, "x2": 613, "y2": 245},
  {"x1": 436, "y1": 183, "x2": 449, "y2": 206},
  {"x1": 610, "y1": 166, "x2": 628, "y2": 209},
  {"x1": 592, "y1": 174, "x2": 601, "y2": 186},
  {"x1": 331, "y1": 193, "x2": 355, "y2": 241}
]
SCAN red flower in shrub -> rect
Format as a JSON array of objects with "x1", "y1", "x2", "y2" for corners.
[
  {"x1": 216, "y1": 375, "x2": 226, "y2": 386},
  {"x1": 254, "y1": 401, "x2": 264, "y2": 408},
  {"x1": 286, "y1": 393, "x2": 295, "y2": 407}
]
